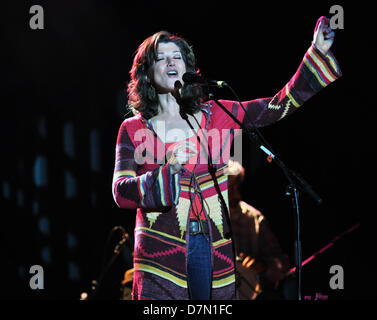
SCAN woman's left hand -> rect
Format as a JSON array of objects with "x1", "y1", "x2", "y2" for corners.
[{"x1": 313, "y1": 16, "x2": 335, "y2": 55}]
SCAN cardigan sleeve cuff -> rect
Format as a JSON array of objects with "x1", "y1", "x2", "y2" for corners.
[
  {"x1": 151, "y1": 163, "x2": 181, "y2": 208},
  {"x1": 304, "y1": 44, "x2": 342, "y2": 87}
]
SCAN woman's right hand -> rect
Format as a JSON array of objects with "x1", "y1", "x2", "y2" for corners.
[{"x1": 168, "y1": 140, "x2": 198, "y2": 174}]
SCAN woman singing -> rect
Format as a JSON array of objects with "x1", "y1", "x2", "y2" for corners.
[{"x1": 112, "y1": 16, "x2": 341, "y2": 300}]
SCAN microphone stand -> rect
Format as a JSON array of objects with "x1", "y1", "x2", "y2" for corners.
[
  {"x1": 83, "y1": 227, "x2": 129, "y2": 300},
  {"x1": 209, "y1": 85, "x2": 322, "y2": 301}
]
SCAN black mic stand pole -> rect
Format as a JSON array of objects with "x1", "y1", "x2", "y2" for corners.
[
  {"x1": 209, "y1": 90, "x2": 322, "y2": 301},
  {"x1": 83, "y1": 230, "x2": 129, "y2": 300}
]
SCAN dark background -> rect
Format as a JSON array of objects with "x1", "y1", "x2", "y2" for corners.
[{"x1": 1, "y1": 1, "x2": 375, "y2": 300}]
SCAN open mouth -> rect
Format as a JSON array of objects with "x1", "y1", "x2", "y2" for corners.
[{"x1": 167, "y1": 70, "x2": 178, "y2": 77}]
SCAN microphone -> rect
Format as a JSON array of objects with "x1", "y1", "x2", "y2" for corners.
[
  {"x1": 173, "y1": 80, "x2": 188, "y2": 120},
  {"x1": 183, "y1": 72, "x2": 228, "y2": 88}
]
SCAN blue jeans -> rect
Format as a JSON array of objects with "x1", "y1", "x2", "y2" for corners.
[{"x1": 187, "y1": 233, "x2": 212, "y2": 300}]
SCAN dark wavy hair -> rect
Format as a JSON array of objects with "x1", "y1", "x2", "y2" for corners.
[{"x1": 127, "y1": 31, "x2": 206, "y2": 119}]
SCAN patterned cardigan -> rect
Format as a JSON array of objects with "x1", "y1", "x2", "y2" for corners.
[{"x1": 112, "y1": 45, "x2": 341, "y2": 300}]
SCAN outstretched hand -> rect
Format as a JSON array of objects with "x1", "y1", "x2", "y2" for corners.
[{"x1": 313, "y1": 16, "x2": 335, "y2": 55}]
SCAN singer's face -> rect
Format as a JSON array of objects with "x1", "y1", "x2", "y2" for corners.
[{"x1": 151, "y1": 42, "x2": 186, "y2": 94}]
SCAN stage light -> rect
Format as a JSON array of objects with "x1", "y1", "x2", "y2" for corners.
[
  {"x1": 63, "y1": 121, "x2": 75, "y2": 159},
  {"x1": 38, "y1": 217, "x2": 50, "y2": 236},
  {"x1": 41, "y1": 246, "x2": 52, "y2": 264},
  {"x1": 33, "y1": 156, "x2": 48, "y2": 187},
  {"x1": 64, "y1": 170, "x2": 77, "y2": 199}
]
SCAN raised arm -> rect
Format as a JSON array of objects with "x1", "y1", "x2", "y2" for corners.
[{"x1": 213, "y1": 16, "x2": 341, "y2": 130}]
